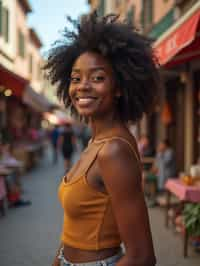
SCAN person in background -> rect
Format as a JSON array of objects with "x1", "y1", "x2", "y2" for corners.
[
  {"x1": 138, "y1": 135, "x2": 154, "y2": 158},
  {"x1": 45, "y1": 12, "x2": 160, "y2": 266},
  {"x1": 154, "y1": 139, "x2": 176, "y2": 192},
  {"x1": 80, "y1": 125, "x2": 92, "y2": 149},
  {"x1": 60, "y1": 123, "x2": 75, "y2": 171},
  {"x1": 50, "y1": 125, "x2": 60, "y2": 164},
  {"x1": 138, "y1": 135, "x2": 155, "y2": 176},
  {"x1": 0, "y1": 141, "x2": 31, "y2": 208}
]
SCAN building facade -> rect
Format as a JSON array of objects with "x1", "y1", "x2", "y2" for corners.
[
  {"x1": 0, "y1": 0, "x2": 45, "y2": 96},
  {"x1": 0, "y1": 0, "x2": 16, "y2": 70},
  {"x1": 0, "y1": 0, "x2": 53, "y2": 146}
]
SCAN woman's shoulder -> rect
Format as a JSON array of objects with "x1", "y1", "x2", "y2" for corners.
[
  {"x1": 98, "y1": 131, "x2": 140, "y2": 164},
  {"x1": 97, "y1": 132, "x2": 142, "y2": 184}
]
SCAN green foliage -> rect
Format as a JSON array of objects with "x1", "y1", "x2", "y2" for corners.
[{"x1": 183, "y1": 203, "x2": 200, "y2": 236}]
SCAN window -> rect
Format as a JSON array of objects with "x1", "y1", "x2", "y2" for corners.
[
  {"x1": 115, "y1": 0, "x2": 120, "y2": 8},
  {"x1": 3, "y1": 7, "x2": 9, "y2": 42},
  {"x1": 37, "y1": 62, "x2": 41, "y2": 80},
  {"x1": 126, "y1": 5, "x2": 135, "y2": 25},
  {"x1": 18, "y1": 30, "x2": 25, "y2": 57},
  {"x1": 29, "y1": 54, "x2": 33, "y2": 74},
  {"x1": 97, "y1": 0, "x2": 105, "y2": 16},
  {"x1": 141, "y1": 0, "x2": 154, "y2": 30},
  {"x1": 0, "y1": 3, "x2": 10, "y2": 42},
  {"x1": 147, "y1": 0, "x2": 153, "y2": 25},
  {"x1": 0, "y1": 1, "x2": 2, "y2": 36}
]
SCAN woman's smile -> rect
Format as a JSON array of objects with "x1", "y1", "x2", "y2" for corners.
[{"x1": 75, "y1": 96, "x2": 98, "y2": 107}]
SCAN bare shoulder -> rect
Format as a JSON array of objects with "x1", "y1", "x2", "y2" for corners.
[
  {"x1": 97, "y1": 137, "x2": 142, "y2": 191},
  {"x1": 98, "y1": 136, "x2": 140, "y2": 166}
]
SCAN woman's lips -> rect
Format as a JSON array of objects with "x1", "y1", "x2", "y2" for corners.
[{"x1": 75, "y1": 97, "x2": 97, "y2": 107}]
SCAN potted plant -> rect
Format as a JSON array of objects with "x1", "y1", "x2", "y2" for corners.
[{"x1": 183, "y1": 203, "x2": 200, "y2": 251}]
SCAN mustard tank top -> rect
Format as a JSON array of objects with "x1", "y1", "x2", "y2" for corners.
[{"x1": 58, "y1": 136, "x2": 141, "y2": 250}]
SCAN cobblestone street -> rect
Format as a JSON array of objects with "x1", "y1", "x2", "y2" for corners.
[{"x1": 0, "y1": 149, "x2": 200, "y2": 266}]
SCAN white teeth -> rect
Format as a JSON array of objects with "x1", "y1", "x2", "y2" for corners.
[{"x1": 78, "y1": 98, "x2": 95, "y2": 104}]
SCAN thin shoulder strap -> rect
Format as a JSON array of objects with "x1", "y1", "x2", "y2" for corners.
[
  {"x1": 83, "y1": 142, "x2": 106, "y2": 176},
  {"x1": 84, "y1": 136, "x2": 142, "y2": 176}
]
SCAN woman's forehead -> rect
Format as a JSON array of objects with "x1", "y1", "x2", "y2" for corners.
[{"x1": 72, "y1": 51, "x2": 112, "y2": 71}]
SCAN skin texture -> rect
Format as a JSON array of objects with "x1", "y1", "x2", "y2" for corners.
[{"x1": 54, "y1": 51, "x2": 156, "y2": 266}]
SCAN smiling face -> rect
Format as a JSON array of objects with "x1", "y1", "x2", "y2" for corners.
[{"x1": 69, "y1": 52, "x2": 120, "y2": 119}]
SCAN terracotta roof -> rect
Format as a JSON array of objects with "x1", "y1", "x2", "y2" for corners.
[
  {"x1": 18, "y1": 0, "x2": 32, "y2": 14},
  {"x1": 29, "y1": 28, "x2": 43, "y2": 48}
]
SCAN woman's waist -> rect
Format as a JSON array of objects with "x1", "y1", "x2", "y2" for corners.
[{"x1": 63, "y1": 244, "x2": 121, "y2": 263}]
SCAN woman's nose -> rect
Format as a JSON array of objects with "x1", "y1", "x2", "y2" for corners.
[{"x1": 77, "y1": 78, "x2": 91, "y2": 90}]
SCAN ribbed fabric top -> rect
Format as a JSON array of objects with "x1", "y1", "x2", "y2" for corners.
[{"x1": 58, "y1": 136, "x2": 141, "y2": 250}]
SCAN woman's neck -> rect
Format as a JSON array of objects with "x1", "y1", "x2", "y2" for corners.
[{"x1": 89, "y1": 112, "x2": 126, "y2": 141}]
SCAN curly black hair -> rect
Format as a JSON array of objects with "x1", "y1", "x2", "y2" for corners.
[{"x1": 44, "y1": 12, "x2": 160, "y2": 123}]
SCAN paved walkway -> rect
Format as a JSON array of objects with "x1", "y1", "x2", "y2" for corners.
[{"x1": 0, "y1": 148, "x2": 200, "y2": 266}]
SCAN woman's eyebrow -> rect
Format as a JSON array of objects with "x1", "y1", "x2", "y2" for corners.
[
  {"x1": 71, "y1": 67, "x2": 106, "y2": 73},
  {"x1": 90, "y1": 67, "x2": 105, "y2": 71}
]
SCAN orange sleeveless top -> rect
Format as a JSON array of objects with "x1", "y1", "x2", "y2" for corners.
[{"x1": 58, "y1": 137, "x2": 141, "y2": 251}]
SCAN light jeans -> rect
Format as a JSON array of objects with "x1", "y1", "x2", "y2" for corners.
[{"x1": 58, "y1": 248, "x2": 123, "y2": 266}]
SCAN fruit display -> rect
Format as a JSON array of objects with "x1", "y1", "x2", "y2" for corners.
[{"x1": 181, "y1": 175, "x2": 194, "y2": 186}]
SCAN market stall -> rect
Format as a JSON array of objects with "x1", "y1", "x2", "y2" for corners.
[{"x1": 165, "y1": 173, "x2": 200, "y2": 257}]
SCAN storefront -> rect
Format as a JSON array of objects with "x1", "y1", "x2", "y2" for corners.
[
  {"x1": 153, "y1": 1, "x2": 200, "y2": 173},
  {"x1": 0, "y1": 64, "x2": 53, "y2": 169},
  {"x1": 0, "y1": 64, "x2": 29, "y2": 142}
]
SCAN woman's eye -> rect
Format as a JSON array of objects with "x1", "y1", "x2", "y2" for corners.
[
  {"x1": 70, "y1": 77, "x2": 80, "y2": 83},
  {"x1": 92, "y1": 76, "x2": 105, "y2": 82}
]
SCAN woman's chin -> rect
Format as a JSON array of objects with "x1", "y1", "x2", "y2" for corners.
[
  {"x1": 76, "y1": 107, "x2": 96, "y2": 118},
  {"x1": 77, "y1": 110, "x2": 94, "y2": 118}
]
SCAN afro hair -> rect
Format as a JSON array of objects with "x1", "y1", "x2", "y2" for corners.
[{"x1": 44, "y1": 12, "x2": 160, "y2": 123}]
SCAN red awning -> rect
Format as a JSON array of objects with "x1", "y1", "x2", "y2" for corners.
[
  {"x1": 154, "y1": 7, "x2": 200, "y2": 66},
  {"x1": 23, "y1": 86, "x2": 52, "y2": 113},
  {"x1": 0, "y1": 65, "x2": 29, "y2": 97}
]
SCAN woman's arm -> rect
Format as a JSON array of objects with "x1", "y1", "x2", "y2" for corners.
[{"x1": 98, "y1": 139, "x2": 156, "y2": 266}]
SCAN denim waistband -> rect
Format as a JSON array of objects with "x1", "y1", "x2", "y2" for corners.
[{"x1": 58, "y1": 247, "x2": 123, "y2": 266}]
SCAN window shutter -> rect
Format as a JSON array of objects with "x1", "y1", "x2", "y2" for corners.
[{"x1": 0, "y1": 1, "x2": 2, "y2": 36}]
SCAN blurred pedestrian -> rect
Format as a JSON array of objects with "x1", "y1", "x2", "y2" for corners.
[
  {"x1": 45, "y1": 12, "x2": 160, "y2": 266},
  {"x1": 154, "y1": 139, "x2": 176, "y2": 192},
  {"x1": 80, "y1": 125, "x2": 91, "y2": 149},
  {"x1": 50, "y1": 125, "x2": 60, "y2": 164},
  {"x1": 138, "y1": 135, "x2": 154, "y2": 157},
  {"x1": 60, "y1": 123, "x2": 75, "y2": 171}
]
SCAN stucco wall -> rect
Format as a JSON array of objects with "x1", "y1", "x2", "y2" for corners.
[
  {"x1": 153, "y1": 0, "x2": 174, "y2": 24},
  {"x1": 0, "y1": 0, "x2": 16, "y2": 70},
  {"x1": 14, "y1": 0, "x2": 29, "y2": 79}
]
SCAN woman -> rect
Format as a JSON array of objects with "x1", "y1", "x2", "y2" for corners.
[{"x1": 45, "y1": 12, "x2": 160, "y2": 266}]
